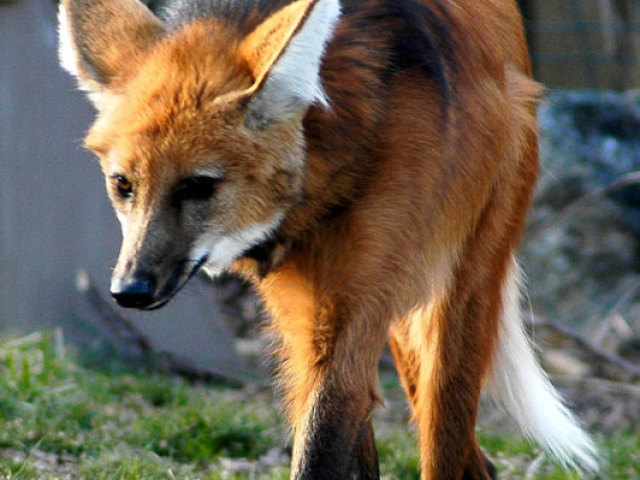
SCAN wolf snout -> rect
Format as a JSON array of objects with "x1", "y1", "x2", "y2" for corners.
[{"x1": 110, "y1": 271, "x2": 156, "y2": 309}]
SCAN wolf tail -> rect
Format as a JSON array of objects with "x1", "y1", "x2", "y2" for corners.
[{"x1": 486, "y1": 257, "x2": 600, "y2": 473}]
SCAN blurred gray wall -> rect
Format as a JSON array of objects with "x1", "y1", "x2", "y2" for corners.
[{"x1": 0, "y1": 0, "x2": 244, "y2": 375}]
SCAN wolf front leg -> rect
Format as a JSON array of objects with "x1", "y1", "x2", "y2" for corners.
[
  {"x1": 289, "y1": 376, "x2": 380, "y2": 480},
  {"x1": 259, "y1": 265, "x2": 387, "y2": 480}
]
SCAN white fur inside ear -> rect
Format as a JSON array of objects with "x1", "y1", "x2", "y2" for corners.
[
  {"x1": 253, "y1": 0, "x2": 341, "y2": 120},
  {"x1": 58, "y1": 4, "x2": 80, "y2": 78}
]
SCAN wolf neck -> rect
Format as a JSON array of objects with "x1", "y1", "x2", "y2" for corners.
[{"x1": 273, "y1": 0, "x2": 454, "y2": 244}]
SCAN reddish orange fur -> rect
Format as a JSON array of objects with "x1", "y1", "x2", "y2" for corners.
[
  {"x1": 251, "y1": 2, "x2": 542, "y2": 477},
  {"x1": 61, "y1": 0, "x2": 543, "y2": 478}
]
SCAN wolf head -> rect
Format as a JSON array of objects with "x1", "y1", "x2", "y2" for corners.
[{"x1": 59, "y1": 0, "x2": 340, "y2": 309}]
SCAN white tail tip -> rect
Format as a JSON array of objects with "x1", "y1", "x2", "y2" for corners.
[{"x1": 486, "y1": 258, "x2": 600, "y2": 474}]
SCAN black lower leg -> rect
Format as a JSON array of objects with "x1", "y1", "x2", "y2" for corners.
[
  {"x1": 292, "y1": 388, "x2": 379, "y2": 480},
  {"x1": 347, "y1": 420, "x2": 380, "y2": 480}
]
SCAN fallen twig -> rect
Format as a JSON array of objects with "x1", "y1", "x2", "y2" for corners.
[
  {"x1": 554, "y1": 375, "x2": 640, "y2": 397},
  {"x1": 524, "y1": 451, "x2": 545, "y2": 480},
  {"x1": 528, "y1": 314, "x2": 640, "y2": 381},
  {"x1": 593, "y1": 278, "x2": 639, "y2": 344},
  {"x1": 527, "y1": 171, "x2": 640, "y2": 241}
]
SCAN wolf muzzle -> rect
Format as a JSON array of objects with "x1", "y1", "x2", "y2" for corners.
[{"x1": 110, "y1": 270, "x2": 156, "y2": 309}]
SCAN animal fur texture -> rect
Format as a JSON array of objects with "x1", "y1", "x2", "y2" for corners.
[{"x1": 58, "y1": 0, "x2": 599, "y2": 478}]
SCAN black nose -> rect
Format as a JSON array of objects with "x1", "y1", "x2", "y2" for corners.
[{"x1": 110, "y1": 273, "x2": 156, "y2": 309}]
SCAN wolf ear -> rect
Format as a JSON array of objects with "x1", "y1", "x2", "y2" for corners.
[
  {"x1": 238, "y1": 0, "x2": 341, "y2": 127},
  {"x1": 58, "y1": 0, "x2": 165, "y2": 103}
]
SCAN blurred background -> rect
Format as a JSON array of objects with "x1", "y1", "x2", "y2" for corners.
[
  {"x1": 520, "y1": 0, "x2": 640, "y2": 89},
  {"x1": 1, "y1": 0, "x2": 639, "y2": 408}
]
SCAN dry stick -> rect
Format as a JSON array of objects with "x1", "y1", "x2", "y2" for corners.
[
  {"x1": 528, "y1": 315, "x2": 640, "y2": 381},
  {"x1": 592, "y1": 277, "x2": 639, "y2": 345},
  {"x1": 556, "y1": 375, "x2": 640, "y2": 397},
  {"x1": 524, "y1": 452, "x2": 546, "y2": 480},
  {"x1": 527, "y1": 171, "x2": 640, "y2": 242},
  {"x1": 75, "y1": 269, "x2": 244, "y2": 386}
]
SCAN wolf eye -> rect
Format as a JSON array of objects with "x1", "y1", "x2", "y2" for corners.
[
  {"x1": 172, "y1": 175, "x2": 220, "y2": 205},
  {"x1": 114, "y1": 175, "x2": 133, "y2": 198}
]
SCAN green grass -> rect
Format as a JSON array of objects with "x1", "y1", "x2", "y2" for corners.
[
  {"x1": 0, "y1": 331, "x2": 286, "y2": 479},
  {"x1": 0, "y1": 331, "x2": 637, "y2": 479},
  {"x1": 375, "y1": 426, "x2": 640, "y2": 480}
]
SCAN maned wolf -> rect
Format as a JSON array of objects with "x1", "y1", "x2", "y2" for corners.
[{"x1": 58, "y1": 0, "x2": 599, "y2": 478}]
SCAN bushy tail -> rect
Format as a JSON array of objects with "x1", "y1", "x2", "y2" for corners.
[{"x1": 486, "y1": 257, "x2": 599, "y2": 474}]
